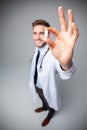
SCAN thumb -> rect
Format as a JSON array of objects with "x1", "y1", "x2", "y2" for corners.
[{"x1": 43, "y1": 37, "x2": 55, "y2": 48}]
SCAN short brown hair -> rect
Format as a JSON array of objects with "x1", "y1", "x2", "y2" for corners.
[{"x1": 32, "y1": 19, "x2": 50, "y2": 28}]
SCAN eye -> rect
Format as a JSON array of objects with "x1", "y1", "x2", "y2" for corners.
[
  {"x1": 39, "y1": 32, "x2": 44, "y2": 35},
  {"x1": 33, "y1": 32, "x2": 37, "y2": 35}
]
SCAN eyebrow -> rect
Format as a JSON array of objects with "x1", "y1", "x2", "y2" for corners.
[{"x1": 33, "y1": 31, "x2": 45, "y2": 34}]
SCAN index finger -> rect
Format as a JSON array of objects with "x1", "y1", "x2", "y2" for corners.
[{"x1": 47, "y1": 27, "x2": 59, "y2": 37}]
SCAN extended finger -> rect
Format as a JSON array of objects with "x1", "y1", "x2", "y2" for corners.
[
  {"x1": 72, "y1": 23, "x2": 79, "y2": 42},
  {"x1": 58, "y1": 6, "x2": 67, "y2": 31},
  {"x1": 68, "y1": 9, "x2": 74, "y2": 28}
]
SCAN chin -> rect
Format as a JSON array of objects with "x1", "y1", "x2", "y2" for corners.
[{"x1": 36, "y1": 43, "x2": 46, "y2": 48}]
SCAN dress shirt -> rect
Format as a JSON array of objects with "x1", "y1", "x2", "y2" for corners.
[{"x1": 36, "y1": 44, "x2": 49, "y2": 88}]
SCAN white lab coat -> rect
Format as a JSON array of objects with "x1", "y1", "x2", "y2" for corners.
[{"x1": 29, "y1": 45, "x2": 76, "y2": 111}]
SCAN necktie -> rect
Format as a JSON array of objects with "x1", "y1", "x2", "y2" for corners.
[{"x1": 34, "y1": 50, "x2": 40, "y2": 85}]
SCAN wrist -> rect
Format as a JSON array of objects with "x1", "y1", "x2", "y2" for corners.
[{"x1": 60, "y1": 61, "x2": 73, "y2": 71}]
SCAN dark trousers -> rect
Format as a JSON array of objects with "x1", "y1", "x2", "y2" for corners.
[{"x1": 35, "y1": 86, "x2": 55, "y2": 118}]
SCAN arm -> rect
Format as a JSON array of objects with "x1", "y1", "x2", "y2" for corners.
[{"x1": 43, "y1": 6, "x2": 79, "y2": 71}]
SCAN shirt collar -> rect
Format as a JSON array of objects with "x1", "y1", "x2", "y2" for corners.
[{"x1": 37, "y1": 44, "x2": 49, "y2": 56}]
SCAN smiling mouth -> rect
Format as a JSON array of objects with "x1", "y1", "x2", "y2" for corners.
[{"x1": 36, "y1": 40, "x2": 43, "y2": 43}]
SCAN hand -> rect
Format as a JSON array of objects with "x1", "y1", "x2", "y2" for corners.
[{"x1": 43, "y1": 6, "x2": 79, "y2": 70}]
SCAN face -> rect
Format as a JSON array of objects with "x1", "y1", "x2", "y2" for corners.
[{"x1": 33, "y1": 25, "x2": 46, "y2": 48}]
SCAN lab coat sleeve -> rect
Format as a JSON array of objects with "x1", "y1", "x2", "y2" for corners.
[{"x1": 55, "y1": 60, "x2": 76, "y2": 80}]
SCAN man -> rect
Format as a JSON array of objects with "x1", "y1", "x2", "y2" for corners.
[{"x1": 30, "y1": 6, "x2": 79, "y2": 127}]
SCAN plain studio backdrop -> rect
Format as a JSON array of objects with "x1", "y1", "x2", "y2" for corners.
[{"x1": 0, "y1": 0, "x2": 87, "y2": 130}]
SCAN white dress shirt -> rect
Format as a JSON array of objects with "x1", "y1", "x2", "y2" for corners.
[{"x1": 36, "y1": 45, "x2": 49, "y2": 88}]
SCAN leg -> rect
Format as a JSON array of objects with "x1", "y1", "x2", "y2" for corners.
[
  {"x1": 41, "y1": 108, "x2": 55, "y2": 127},
  {"x1": 35, "y1": 86, "x2": 49, "y2": 110},
  {"x1": 35, "y1": 86, "x2": 55, "y2": 126}
]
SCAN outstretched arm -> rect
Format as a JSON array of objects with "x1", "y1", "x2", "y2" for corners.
[{"x1": 43, "y1": 6, "x2": 79, "y2": 71}]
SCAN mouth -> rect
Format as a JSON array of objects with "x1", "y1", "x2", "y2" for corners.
[
  {"x1": 36, "y1": 39, "x2": 43, "y2": 42},
  {"x1": 35, "y1": 40, "x2": 43, "y2": 43}
]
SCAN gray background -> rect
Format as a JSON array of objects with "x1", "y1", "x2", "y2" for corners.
[{"x1": 0, "y1": 0, "x2": 87, "y2": 130}]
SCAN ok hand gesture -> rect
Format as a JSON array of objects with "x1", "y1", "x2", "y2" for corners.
[{"x1": 43, "y1": 6, "x2": 79, "y2": 70}]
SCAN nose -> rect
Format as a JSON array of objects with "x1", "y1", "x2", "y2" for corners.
[{"x1": 36, "y1": 33, "x2": 40, "y2": 39}]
